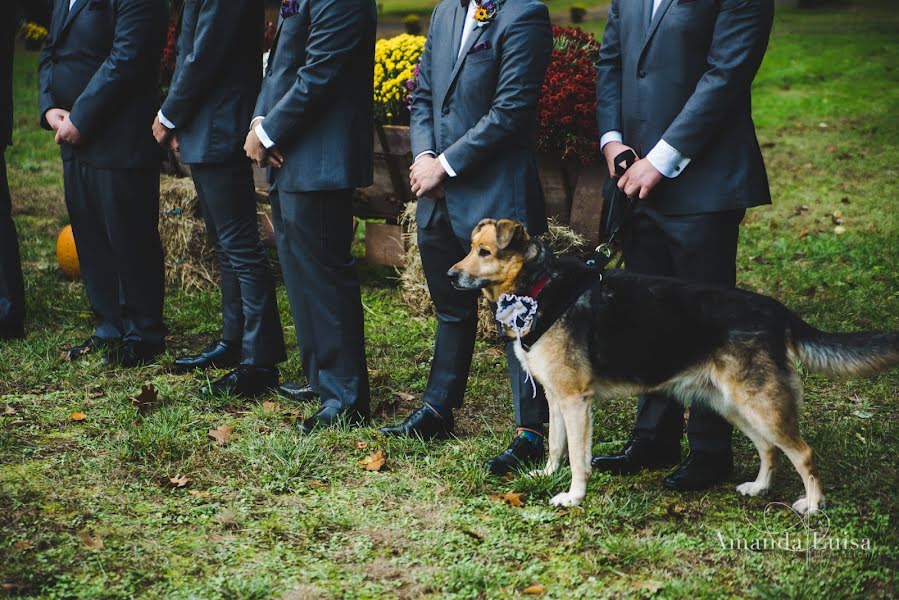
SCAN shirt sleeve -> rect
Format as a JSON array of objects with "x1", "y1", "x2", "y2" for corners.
[
  {"x1": 255, "y1": 122, "x2": 276, "y2": 149},
  {"x1": 437, "y1": 153, "x2": 457, "y2": 178},
  {"x1": 157, "y1": 110, "x2": 176, "y2": 130},
  {"x1": 599, "y1": 130, "x2": 623, "y2": 149},
  {"x1": 646, "y1": 139, "x2": 691, "y2": 178}
]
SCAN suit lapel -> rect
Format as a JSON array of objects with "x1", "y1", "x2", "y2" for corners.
[
  {"x1": 60, "y1": 0, "x2": 90, "y2": 35},
  {"x1": 450, "y1": 3, "x2": 465, "y2": 60},
  {"x1": 51, "y1": 0, "x2": 70, "y2": 38},
  {"x1": 640, "y1": 0, "x2": 676, "y2": 58},
  {"x1": 444, "y1": 0, "x2": 503, "y2": 102}
]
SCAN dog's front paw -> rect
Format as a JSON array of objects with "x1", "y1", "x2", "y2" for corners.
[
  {"x1": 736, "y1": 482, "x2": 769, "y2": 497},
  {"x1": 550, "y1": 492, "x2": 584, "y2": 507},
  {"x1": 791, "y1": 496, "x2": 823, "y2": 515}
]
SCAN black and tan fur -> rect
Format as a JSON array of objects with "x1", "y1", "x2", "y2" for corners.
[{"x1": 449, "y1": 219, "x2": 899, "y2": 513}]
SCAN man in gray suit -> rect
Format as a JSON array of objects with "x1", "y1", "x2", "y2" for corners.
[
  {"x1": 592, "y1": 0, "x2": 774, "y2": 490},
  {"x1": 40, "y1": 0, "x2": 168, "y2": 367},
  {"x1": 153, "y1": 0, "x2": 286, "y2": 397},
  {"x1": 380, "y1": 0, "x2": 553, "y2": 476},
  {"x1": 244, "y1": 0, "x2": 375, "y2": 432},
  {"x1": 1, "y1": 0, "x2": 25, "y2": 341}
]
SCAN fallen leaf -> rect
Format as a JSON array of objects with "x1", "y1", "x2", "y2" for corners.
[
  {"x1": 187, "y1": 490, "x2": 211, "y2": 499},
  {"x1": 395, "y1": 392, "x2": 416, "y2": 403},
  {"x1": 71, "y1": 411, "x2": 86, "y2": 421},
  {"x1": 208, "y1": 424, "x2": 234, "y2": 445},
  {"x1": 461, "y1": 529, "x2": 484, "y2": 540},
  {"x1": 168, "y1": 475, "x2": 191, "y2": 488},
  {"x1": 523, "y1": 583, "x2": 545, "y2": 595},
  {"x1": 826, "y1": 144, "x2": 837, "y2": 153},
  {"x1": 262, "y1": 401, "x2": 282, "y2": 413},
  {"x1": 852, "y1": 410, "x2": 873, "y2": 419},
  {"x1": 13, "y1": 540, "x2": 32, "y2": 551},
  {"x1": 88, "y1": 387, "x2": 105, "y2": 399},
  {"x1": 834, "y1": 225, "x2": 846, "y2": 235},
  {"x1": 799, "y1": 227, "x2": 810, "y2": 240},
  {"x1": 637, "y1": 579, "x2": 664, "y2": 594},
  {"x1": 354, "y1": 440, "x2": 369, "y2": 450},
  {"x1": 359, "y1": 450, "x2": 386, "y2": 471},
  {"x1": 130, "y1": 385, "x2": 160, "y2": 415},
  {"x1": 3, "y1": 406, "x2": 16, "y2": 415},
  {"x1": 489, "y1": 492, "x2": 525, "y2": 507},
  {"x1": 78, "y1": 531, "x2": 104, "y2": 550}
]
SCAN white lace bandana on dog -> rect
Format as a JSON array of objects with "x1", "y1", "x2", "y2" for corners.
[{"x1": 496, "y1": 293, "x2": 539, "y2": 397}]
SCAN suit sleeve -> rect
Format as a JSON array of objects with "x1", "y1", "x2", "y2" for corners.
[
  {"x1": 441, "y1": 4, "x2": 552, "y2": 177},
  {"x1": 160, "y1": 0, "x2": 247, "y2": 128},
  {"x1": 660, "y1": 0, "x2": 774, "y2": 158},
  {"x1": 595, "y1": 0, "x2": 622, "y2": 139},
  {"x1": 68, "y1": 0, "x2": 166, "y2": 140},
  {"x1": 409, "y1": 5, "x2": 439, "y2": 158},
  {"x1": 261, "y1": 0, "x2": 372, "y2": 147},
  {"x1": 38, "y1": 33, "x2": 57, "y2": 130}
]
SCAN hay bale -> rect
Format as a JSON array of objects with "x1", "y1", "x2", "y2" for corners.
[
  {"x1": 159, "y1": 175, "x2": 278, "y2": 290},
  {"x1": 397, "y1": 202, "x2": 589, "y2": 341}
]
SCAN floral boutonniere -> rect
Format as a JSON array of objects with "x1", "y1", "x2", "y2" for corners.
[
  {"x1": 280, "y1": 0, "x2": 301, "y2": 19},
  {"x1": 473, "y1": 0, "x2": 498, "y2": 28}
]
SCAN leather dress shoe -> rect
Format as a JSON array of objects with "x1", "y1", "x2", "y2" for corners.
[
  {"x1": 486, "y1": 433, "x2": 544, "y2": 476},
  {"x1": 103, "y1": 340, "x2": 165, "y2": 368},
  {"x1": 172, "y1": 340, "x2": 239, "y2": 373},
  {"x1": 302, "y1": 405, "x2": 369, "y2": 434},
  {"x1": 206, "y1": 365, "x2": 279, "y2": 398},
  {"x1": 277, "y1": 382, "x2": 319, "y2": 402},
  {"x1": 379, "y1": 405, "x2": 453, "y2": 441},
  {"x1": 60, "y1": 336, "x2": 112, "y2": 361},
  {"x1": 663, "y1": 451, "x2": 733, "y2": 491},
  {"x1": 591, "y1": 434, "x2": 681, "y2": 475}
]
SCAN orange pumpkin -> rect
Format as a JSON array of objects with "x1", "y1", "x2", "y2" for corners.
[{"x1": 56, "y1": 225, "x2": 81, "y2": 280}]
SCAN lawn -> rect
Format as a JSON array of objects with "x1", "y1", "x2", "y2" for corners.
[{"x1": 2, "y1": 0, "x2": 898, "y2": 598}]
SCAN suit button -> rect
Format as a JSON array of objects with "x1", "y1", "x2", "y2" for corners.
[
  {"x1": 638, "y1": 70, "x2": 647, "y2": 78},
  {"x1": 441, "y1": 108, "x2": 449, "y2": 116}
]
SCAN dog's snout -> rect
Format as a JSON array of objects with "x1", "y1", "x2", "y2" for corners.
[{"x1": 447, "y1": 268, "x2": 460, "y2": 283}]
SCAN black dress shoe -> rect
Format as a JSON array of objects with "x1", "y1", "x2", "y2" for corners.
[
  {"x1": 302, "y1": 405, "x2": 369, "y2": 434},
  {"x1": 486, "y1": 433, "x2": 544, "y2": 476},
  {"x1": 103, "y1": 340, "x2": 165, "y2": 368},
  {"x1": 172, "y1": 340, "x2": 239, "y2": 373},
  {"x1": 662, "y1": 451, "x2": 733, "y2": 491},
  {"x1": 206, "y1": 365, "x2": 279, "y2": 398},
  {"x1": 277, "y1": 382, "x2": 319, "y2": 402},
  {"x1": 591, "y1": 434, "x2": 681, "y2": 475},
  {"x1": 379, "y1": 405, "x2": 453, "y2": 442},
  {"x1": 60, "y1": 336, "x2": 112, "y2": 361}
]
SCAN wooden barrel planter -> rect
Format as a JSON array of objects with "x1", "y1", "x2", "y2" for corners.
[{"x1": 247, "y1": 125, "x2": 607, "y2": 266}]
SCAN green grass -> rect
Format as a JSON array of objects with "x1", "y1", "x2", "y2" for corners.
[{"x1": 2, "y1": 1, "x2": 898, "y2": 598}]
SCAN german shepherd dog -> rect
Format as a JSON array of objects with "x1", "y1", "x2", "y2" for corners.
[{"x1": 448, "y1": 219, "x2": 899, "y2": 513}]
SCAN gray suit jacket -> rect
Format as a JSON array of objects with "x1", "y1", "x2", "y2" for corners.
[
  {"x1": 597, "y1": 0, "x2": 774, "y2": 215},
  {"x1": 254, "y1": 0, "x2": 376, "y2": 193},
  {"x1": 410, "y1": 0, "x2": 552, "y2": 241},
  {"x1": 39, "y1": 0, "x2": 168, "y2": 169},
  {"x1": 160, "y1": 0, "x2": 262, "y2": 165}
]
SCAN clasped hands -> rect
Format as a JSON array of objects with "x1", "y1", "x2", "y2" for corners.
[
  {"x1": 409, "y1": 154, "x2": 447, "y2": 199},
  {"x1": 46, "y1": 108, "x2": 82, "y2": 145},
  {"x1": 602, "y1": 141, "x2": 663, "y2": 200},
  {"x1": 152, "y1": 115, "x2": 179, "y2": 152},
  {"x1": 243, "y1": 118, "x2": 283, "y2": 169}
]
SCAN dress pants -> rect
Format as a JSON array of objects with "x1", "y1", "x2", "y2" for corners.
[
  {"x1": 0, "y1": 151, "x2": 24, "y2": 337},
  {"x1": 268, "y1": 185, "x2": 369, "y2": 412},
  {"x1": 621, "y1": 204, "x2": 745, "y2": 452},
  {"x1": 418, "y1": 200, "x2": 549, "y2": 427},
  {"x1": 62, "y1": 155, "x2": 166, "y2": 344},
  {"x1": 191, "y1": 161, "x2": 285, "y2": 366}
]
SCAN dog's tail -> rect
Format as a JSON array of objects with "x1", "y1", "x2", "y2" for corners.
[{"x1": 788, "y1": 315, "x2": 899, "y2": 378}]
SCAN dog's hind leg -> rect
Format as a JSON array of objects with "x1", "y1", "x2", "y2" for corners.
[
  {"x1": 532, "y1": 390, "x2": 566, "y2": 477},
  {"x1": 550, "y1": 392, "x2": 593, "y2": 508},
  {"x1": 733, "y1": 416, "x2": 777, "y2": 498}
]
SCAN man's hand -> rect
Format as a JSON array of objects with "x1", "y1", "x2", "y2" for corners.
[
  {"x1": 55, "y1": 114, "x2": 82, "y2": 145},
  {"x1": 168, "y1": 133, "x2": 180, "y2": 153},
  {"x1": 617, "y1": 158, "x2": 664, "y2": 200},
  {"x1": 409, "y1": 154, "x2": 447, "y2": 198},
  {"x1": 244, "y1": 128, "x2": 283, "y2": 169},
  {"x1": 45, "y1": 108, "x2": 69, "y2": 132},
  {"x1": 602, "y1": 141, "x2": 637, "y2": 178},
  {"x1": 152, "y1": 115, "x2": 172, "y2": 147}
]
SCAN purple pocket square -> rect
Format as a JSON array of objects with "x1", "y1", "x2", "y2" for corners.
[
  {"x1": 469, "y1": 41, "x2": 492, "y2": 55},
  {"x1": 280, "y1": 0, "x2": 301, "y2": 18}
]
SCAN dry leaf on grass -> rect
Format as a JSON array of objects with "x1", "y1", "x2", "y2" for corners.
[
  {"x1": 3, "y1": 406, "x2": 16, "y2": 415},
  {"x1": 78, "y1": 531, "x2": 104, "y2": 550},
  {"x1": 359, "y1": 450, "x2": 386, "y2": 471},
  {"x1": 187, "y1": 490, "x2": 211, "y2": 499},
  {"x1": 354, "y1": 440, "x2": 369, "y2": 450},
  {"x1": 208, "y1": 424, "x2": 234, "y2": 445},
  {"x1": 489, "y1": 492, "x2": 525, "y2": 507},
  {"x1": 130, "y1": 385, "x2": 160, "y2": 415},
  {"x1": 13, "y1": 540, "x2": 32, "y2": 551},
  {"x1": 168, "y1": 475, "x2": 191, "y2": 488},
  {"x1": 523, "y1": 583, "x2": 546, "y2": 595},
  {"x1": 636, "y1": 579, "x2": 664, "y2": 594},
  {"x1": 262, "y1": 401, "x2": 282, "y2": 413},
  {"x1": 70, "y1": 411, "x2": 86, "y2": 421},
  {"x1": 88, "y1": 386, "x2": 105, "y2": 399}
]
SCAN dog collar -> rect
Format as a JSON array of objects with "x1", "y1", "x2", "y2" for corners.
[{"x1": 528, "y1": 275, "x2": 551, "y2": 298}]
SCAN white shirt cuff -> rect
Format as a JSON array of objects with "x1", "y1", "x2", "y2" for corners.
[
  {"x1": 599, "y1": 130, "x2": 623, "y2": 150},
  {"x1": 646, "y1": 139, "x2": 691, "y2": 178},
  {"x1": 414, "y1": 150, "x2": 436, "y2": 163},
  {"x1": 437, "y1": 153, "x2": 456, "y2": 178},
  {"x1": 157, "y1": 110, "x2": 175, "y2": 130},
  {"x1": 255, "y1": 122, "x2": 275, "y2": 149}
]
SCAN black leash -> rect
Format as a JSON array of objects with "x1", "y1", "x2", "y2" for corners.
[{"x1": 585, "y1": 148, "x2": 638, "y2": 271}]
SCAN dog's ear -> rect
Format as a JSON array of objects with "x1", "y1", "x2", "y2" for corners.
[{"x1": 494, "y1": 220, "x2": 529, "y2": 250}]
